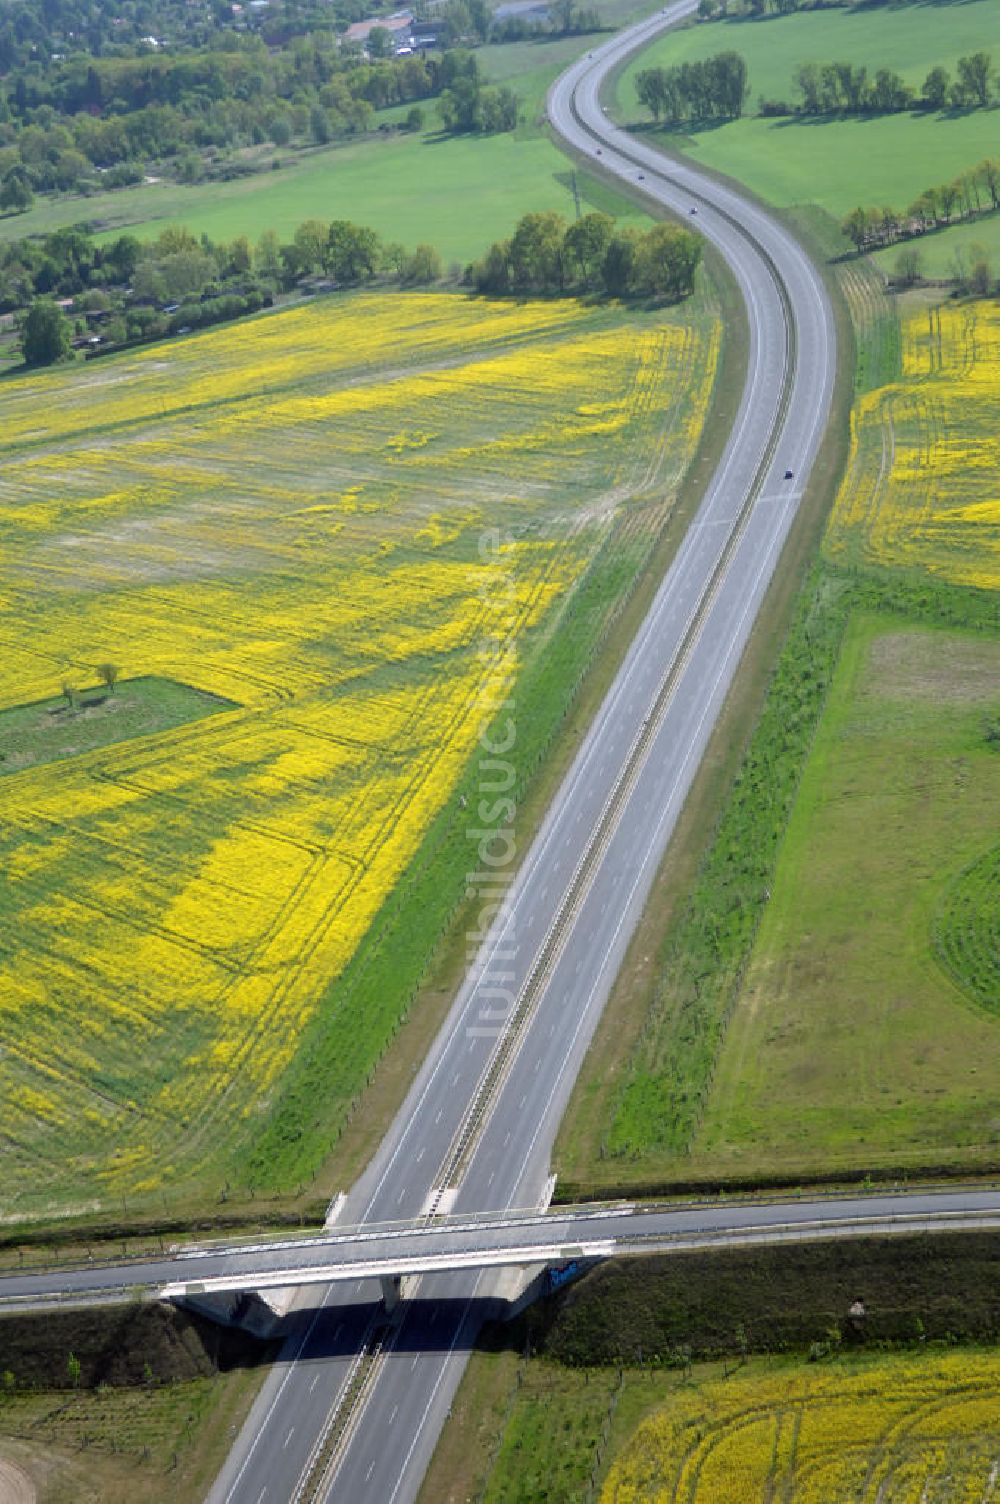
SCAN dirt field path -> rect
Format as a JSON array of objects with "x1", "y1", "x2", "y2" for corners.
[{"x1": 0, "y1": 1457, "x2": 35, "y2": 1504}]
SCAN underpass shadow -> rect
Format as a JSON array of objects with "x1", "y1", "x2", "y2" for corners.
[{"x1": 285, "y1": 1295, "x2": 508, "y2": 1362}]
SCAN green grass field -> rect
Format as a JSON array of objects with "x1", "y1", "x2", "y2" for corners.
[
  {"x1": 0, "y1": 131, "x2": 640, "y2": 261},
  {"x1": 689, "y1": 613, "x2": 1000, "y2": 1181},
  {"x1": 556, "y1": 573, "x2": 1000, "y2": 1194},
  {"x1": 0, "y1": 677, "x2": 232, "y2": 778},
  {"x1": 616, "y1": 0, "x2": 1000, "y2": 274}
]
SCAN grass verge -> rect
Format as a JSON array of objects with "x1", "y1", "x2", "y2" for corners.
[{"x1": 552, "y1": 179, "x2": 858, "y2": 1201}]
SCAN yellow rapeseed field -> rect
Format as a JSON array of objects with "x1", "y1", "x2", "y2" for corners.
[
  {"x1": 0, "y1": 291, "x2": 718, "y2": 1215},
  {"x1": 826, "y1": 300, "x2": 1000, "y2": 590},
  {"x1": 602, "y1": 1351, "x2": 1000, "y2": 1503}
]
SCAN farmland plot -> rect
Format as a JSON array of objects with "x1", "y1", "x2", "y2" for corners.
[
  {"x1": 602, "y1": 1351, "x2": 1000, "y2": 1504},
  {"x1": 0, "y1": 291, "x2": 719, "y2": 1219},
  {"x1": 827, "y1": 300, "x2": 1000, "y2": 591}
]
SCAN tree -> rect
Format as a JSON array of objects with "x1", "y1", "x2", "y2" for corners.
[
  {"x1": 957, "y1": 51, "x2": 992, "y2": 108},
  {"x1": 707, "y1": 50, "x2": 748, "y2": 118},
  {"x1": 978, "y1": 158, "x2": 1000, "y2": 210},
  {"x1": 309, "y1": 104, "x2": 331, "y2": 144},
  {"x1": 636, "y1": 67, "x2": 669, "y2": 121},
  {"x1": 255, "y1": 228, "x2": 281, "y2": 277},
  {"x1": 438, "y1": 76, "x2": 482, "y2": 132},
  {"x1": 602, "y1": 228, "x2": 641, "y2": 296},
  {"x1": 293, "y1": 218, "x2": 328, "y2": 273},
  {"x1": 469, "y1": 239, "x2": 512, "y2": 294},
  {"x1": 0, "y1": 173, "x2": 33, "y2": 213},
  {"x1": 97, "y1": 663, "x2": 119, "y2": 694},
  {"x1": 841, "y1": 206, "x2": 873, "y2": 252},
  {"x1": 325, "y1": 220, "x2": 381, "y2": 283},
  {"x1": 632, "y1": 224, "x2": 702, "y2": 300},
  {"x1": 921, "y1": 65, "x2": 950, "y2": 110},
  {"x1": 894, "y1": 246, "x2": 922, "y2": 286},
  {"x1": 869, "y1": 69, "x2": 911, "y2": 114},
  {"x1": 794, "y1": 63, "x2": 822, "y2": 115},
  {"x1": 477, "y1": 86, "x2": 519, "y2": 134},
  {"x1": 21, "y1": 297, "x2": 71, "y2": 366},
  {"x1": 564, "y1": 212, "x2": 614, "y2": 290},
  {"x1": 67, "y1": 1352, "x2": 82, "y2": 1389},
  {"x1": 508, "y1": 211, "x2": 568, "y2": 293},
  {"x1": 938, "y1": 180, "x2": 960, "y2": 222},
  {"x1": 969, "y1": 250, "x2": 992, "y2": 296},
  {"x1": 401, "y1": 243, "x2": 442, "y2": 284},
  {"x1": 366, "y1": 26, "x2": 393, "y2": 59}
]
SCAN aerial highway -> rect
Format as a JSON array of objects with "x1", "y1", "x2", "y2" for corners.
[
  {"x1": 3, "y1": 1191, "x2": 999, "y2": 1316},
  {"x1": 7, "y1": 7, "x2": 848, "y2": 1502},
  {"x1": 208, "y1": 3, "x2": 842, "y2": 1499}
]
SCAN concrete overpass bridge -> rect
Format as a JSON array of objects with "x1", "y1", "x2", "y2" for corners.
[{"x1": 2, "y1": 1187, "x2": 998, "y2": 1326}]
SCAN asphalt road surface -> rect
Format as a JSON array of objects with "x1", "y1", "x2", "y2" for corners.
[
  {"x1": 3, "y1": 1191, "x2": 999, "y2": 1313},
  {"x1": 196, "y1": 4, "x2": 843, "y2": 1499}
]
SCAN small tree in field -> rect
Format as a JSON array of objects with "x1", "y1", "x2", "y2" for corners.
[
  {"x1": 61, "y1": 680, "x2": 77, "y2": 711},
  {"x1": 67, "y1": 1352, "x2": 82, "y2": 1389},
  {"x1": 894, "y1": 247, "x2": 923, "y2": 286},
  {"x1": 97, "y1": 663, "x2": 119, "y2": 694}
]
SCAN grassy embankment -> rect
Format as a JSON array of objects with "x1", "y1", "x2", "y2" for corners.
[
  {"x1": 556, "y1": 294, "x2": 1000, "y2": 1197},
  {"x1": 615, "y1": 0, "x2": 1000, "y2": 275},
  {"x1": 0, "y1": 286, "x2": 723, "y2": 1230},
  {"x1": 0, "y1": 0, "x2": 657, "y2": 257},
  {"x1": 0, "y1": 1305, "x2": 274, "y2": 1504},
  {"x1": 421, "y1": 1232, "x2": 1000, "y2": 1503}
]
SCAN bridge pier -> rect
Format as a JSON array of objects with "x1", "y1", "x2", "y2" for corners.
[
  {"x1": 379, "y1": 1274, "x2": 402, "y2": 1313},
  {"x1": 169, "y1": 1287, "x2": 295, "y2": 1339}
]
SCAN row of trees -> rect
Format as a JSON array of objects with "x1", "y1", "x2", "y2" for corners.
[
  {"x1": 9, "y1": 207, "x2": 705, "y2": 366},
  {"x1": 635, "y1": 52, "x2": 749, "y2": 124},
  {"x1": 791, "y1": 52, "x2": 995, "y2": 116},
  {"x1": 841, "y1": 158, "x2": 1000, "y2": 253},
  {"x1": 5, "y1": 215, "x2": 449, "y2": 363},
  {"x1": 0, "y1": 45, "x2": 518, "y2": 205},
  {"x1": 469, "y1": 210, "x2": 703, "y2": 301},
  {"x1": 632, "y1": 49, "x2": 997, "y2": 127}
]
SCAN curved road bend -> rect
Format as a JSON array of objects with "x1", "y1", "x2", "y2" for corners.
[{"x1": 197, "y1": 8, "x2": 838, "y2": 1502}]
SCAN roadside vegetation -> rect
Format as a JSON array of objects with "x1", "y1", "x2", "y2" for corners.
[
  {"x1": 556, "y1": 296, "x2": 1000, "y2": 1197},
  {"x1": 618, "y1": 0, "x2": 1000, "y2": 277},
  {"x1": 0, "y1": 285, "x2": 720, "y2": 1226},
  {"x1": 2, "y1": 201, "x2": 703, "y2": 369},
  {"x1": 422, "y1": 1234, "x2": 1000, "y2": 1503},
  {"x1": 0, "y1": 1304, "x2": 273, "y2": 1503}
]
